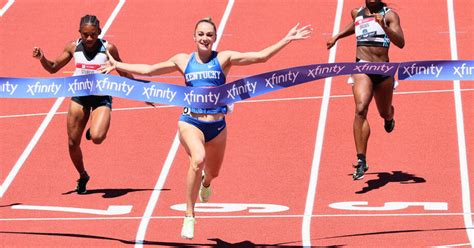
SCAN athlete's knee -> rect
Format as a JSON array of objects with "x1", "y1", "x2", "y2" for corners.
[
  {"x1": 91, "y1": 134, "x2": 106, "y2": 144},
  {"x1": 68, "y1": 137, "x2": 80, "y2": 149},
  {"x1": 355, "y1": 103, "x2": 369, "y2": 119},
  {"x1": 190, "y1": 154, "x2": 205, "y2": 171}
]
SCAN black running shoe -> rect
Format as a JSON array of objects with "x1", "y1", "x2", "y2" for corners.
[
  {"x1": 352, "y1": 160, "x2": 369, "y2": 180},
  {"x1": 85, "y1": 128, "x2": 91, "y2": 140},
  {"x1": 384, "y1": 119, "x2": 395, "y2": 133},
  {"x1": 76, "y1": 173, "x2": 90, "y2": 194}
]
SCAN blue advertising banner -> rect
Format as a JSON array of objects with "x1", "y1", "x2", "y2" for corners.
[{"x1": 1, "y1": 60, "x2": 472, "y2": 108}]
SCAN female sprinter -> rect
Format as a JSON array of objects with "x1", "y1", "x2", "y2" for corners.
[
  {"x1": 33, "y1": 15, "x2": 133, "y2": 194},
  {"x1": 327, "y1": 0, "x2": 405, "y2": 180},
  {"x1": 101, "y1": 17, "x2": 312, "y2": 239}
]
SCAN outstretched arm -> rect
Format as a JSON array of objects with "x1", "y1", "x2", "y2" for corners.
[
  {"x1": 326, "y1": 8, "x2": 358, "y2": 49},
  {"x1": 32, "y1": 42, "x2": 75, "y2": 74},
  {"x1": 100, "y1": 50, "x2": 187, "y2": 76},
  {"x1": 219, "y1": 23, "x2": 312, "y2": 68}
]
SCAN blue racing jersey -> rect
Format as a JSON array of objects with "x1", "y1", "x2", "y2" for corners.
[{"x1": 184, "y1": 51, "x2": 227, "y2": 114}]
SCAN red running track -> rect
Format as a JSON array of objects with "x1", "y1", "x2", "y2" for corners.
[{"x1": 0, "y1": 0, "x2": 473, "y2": 247}]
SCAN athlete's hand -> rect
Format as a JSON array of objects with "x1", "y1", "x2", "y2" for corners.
[
  {"x1": 370, "y1": 13, "x2": 386, "y2": 28},
  {"x1": 99, "y1": 61, "x2": 115, "y2": 74},
  {"x1": 99, "y1": 49, "x2": 118, "y2": 74},
  {"x1": 327, "y1": 37, "x2": 337, "y2": 50},
  {"x1": 285, "y1": 23, "x2": 313, "y2": 42},
  {"x1": 32, "y1": 47, "x2": 44, "y2": 60}
]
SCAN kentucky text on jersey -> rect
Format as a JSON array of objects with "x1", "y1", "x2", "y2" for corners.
[{"x1": 185, "y1": 71, "x2": 222, "y2": 82}]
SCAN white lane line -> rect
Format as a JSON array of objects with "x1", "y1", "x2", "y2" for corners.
[
  {"x1": 2, "y1": 212, "x2": 474, "y2": 222},
  {"x1": 447, "y1": 0, "x2": 473, "y2": 244},
  {"x1": 434, "y1": 243, "x2": 472, "y2": 248},
  {"x1": 0, "y1": 0, "x2": 126, "y2": 198},
  {"x1": 302, "y1": 0, "x2": 344, "y2": 247},
  {"x1": 0, "y1": 0, "x2": 14, "y2": 16},
  {"x1": 101, "y1": 0, "x2": 125, "y2": 36},
  {"x1": 133, "y1": 1, "x2": 235, "y2": 246},
  {"x1": 12, "y1": 204, "x2": 132, "y2": 215},
  {"x1": 134, "y1": 132, "x2": 179, "y2": 246},
  {"x1": 0, "y1": 98, "x2": 63, "y2": 197}
]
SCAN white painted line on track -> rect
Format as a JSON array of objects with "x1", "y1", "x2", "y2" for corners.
[
  {"x1": 133, "y1": 1, "x2": 235, "y2": 246},
  {"x1": 0, "y1": 0, "x2": 14, "y2": 16},
  {"x1": 3, "y1": 211, "x2": 474, "y2": 222},
  {"x1": 0, "y1": 0, "x2": 126, "y2": 198},
  {"x1": 302, "y1": 0, "x2": 344, "y2": 247},
  {"x1": 434, "y1": 243, "x2": 472, "y2": 248},
  {"x1": 134, "y1": 132, "x2": 179, "y2": 246},
  {"x1": 0, "y1": 98, "x2": 63, "y2": 198},
  {"x1": 447, "y1": 0, "x2": 473, "y2": 244},
  {"x1": 12, "y1": 204, "x2": 132, "y2": 215}
]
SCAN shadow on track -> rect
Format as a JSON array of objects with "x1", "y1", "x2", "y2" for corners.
[
  {"x1": 62, "y1": 188, "x2": 169, "y2": 198},
  {"x1": 354, "y1": 170, "x2": 426, "y2": 194}
]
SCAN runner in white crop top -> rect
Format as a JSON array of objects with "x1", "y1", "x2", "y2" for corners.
[{"x1": 33, "y1": 15, "x2": 133, "y2": 194}]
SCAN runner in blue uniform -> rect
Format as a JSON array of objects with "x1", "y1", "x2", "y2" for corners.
[
  {"x1": 327, "y1": 0, "x2": 405, "y2": 180},
  {"x1": 101, "y1": 17, "x2": 312, "y2": 239},
  {"x1": 33, "y1": 15, "x2": 133, "y2": 194}
]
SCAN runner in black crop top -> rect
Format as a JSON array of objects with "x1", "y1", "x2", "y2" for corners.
[{"x1": 326, "y1": 0, "x2": 404, "y2": 181}]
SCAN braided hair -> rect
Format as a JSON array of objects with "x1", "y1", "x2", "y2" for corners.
[{"x1": 79, "y1": 15, "x2": 101, "y2": 33}]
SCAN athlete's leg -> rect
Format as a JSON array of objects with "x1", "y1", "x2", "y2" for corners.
[
  {"x1": 67, "y1": 100, "x2": 90, "y2": 175},
  {"x1": 352, "y1": 74, "x2": 374, "y2": 156},
  {"x1": 88, "y1": 106, "x2": 111, "y2": 144},
  {"x1": 374, "y1": 77, "x2": 395, "y2": 132},
  {"x1": 178, "y1": 121, "x2": 206, "y2": 217},
  {"x1": 202, "y1": 128, "x2": 227, "y2": 187}
]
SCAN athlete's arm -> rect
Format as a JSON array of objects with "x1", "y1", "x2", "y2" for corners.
[
  {"x1": 219, "y1": 23, "x2": 312, "y2": 68},
  {"x1": 327, "y1": 8, "x2": 358, "y2": 49},
  {"x1": 32, "y1": 41, "x2": 75, "y2": 74},
  {"x1": 101, "y1": 50, "x2": 188, "y2": 76},
  {"x1": 106, "y1": 43, "x2": 134, "y2": 79},
  {"x1": 379, "y1": 11, "x2": 405, "y2": 48}
]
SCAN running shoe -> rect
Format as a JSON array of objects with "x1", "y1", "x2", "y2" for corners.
[
  {"x1": 384, "y1": 119, "x2": 395, "y2": 133},
  {"x1": 76, "y1": 173, "x2": 90, "y2": 194},
  {"x1": 199, "y1": 173, "x2": 211, "y2": 203},
  {"x1": 85, "y1": 128, "x2": 91, "y2": 140},
  {"x1": 352, "y1": 160, "x2": 369, "y2": 180},
  {"x1": 181, "y1": 216, "x2": 196, "y2": 239}
]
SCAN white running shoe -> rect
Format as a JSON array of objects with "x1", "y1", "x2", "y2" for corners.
[
  {"x1": 181, "y1": 216, "x2": 196, "y2": 239},
  {"x1": 199, "y1": 173, "x2": 212, "y2": 203}
]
